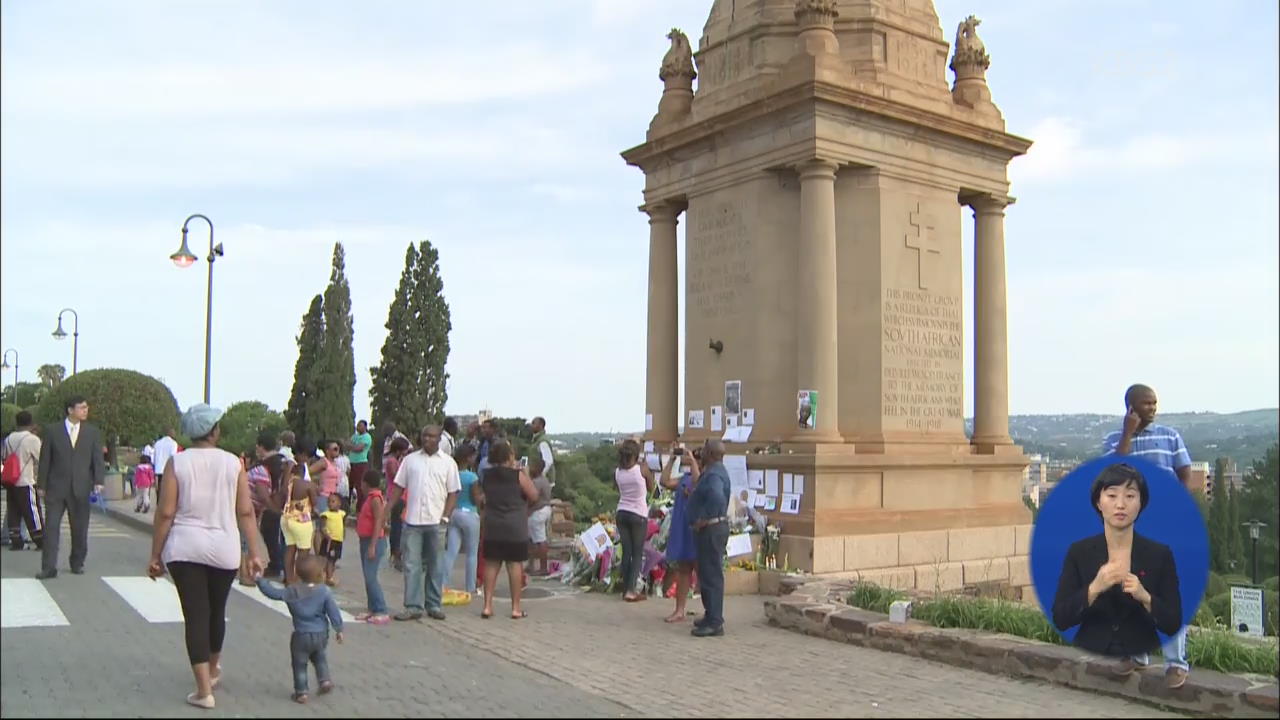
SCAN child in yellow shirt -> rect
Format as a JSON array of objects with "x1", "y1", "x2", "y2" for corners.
[{"x1": 318, "y1": 494, "x2": 347, "y2": 587}]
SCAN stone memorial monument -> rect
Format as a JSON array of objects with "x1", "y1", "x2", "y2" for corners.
[{"x1": 624, "y1": 0, "x2": 1036, "y2": 596}]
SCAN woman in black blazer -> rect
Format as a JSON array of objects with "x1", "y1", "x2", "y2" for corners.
[{"x1": 1052, "y1": 463, "x2": 1182, "y2": 656}]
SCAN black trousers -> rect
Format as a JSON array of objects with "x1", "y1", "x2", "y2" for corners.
[
  {"x1": 260, "y1": 510, "x2": 284, "y2": 575},
  {"x1": 5, "y1": 485, "x2": 44, "y2": 547},
  {"x1": 41, "y1": 492, "x2": 89, "y2": 573},
  {"x1": 168, "y1": 561, "x2": 236, "y2": 665},
  {"x1": 616, "y1": 510, "x2": 648, "y2": 595},
  {"x1": 695, "y1": 523, "x2": 730, "y2": 628}
]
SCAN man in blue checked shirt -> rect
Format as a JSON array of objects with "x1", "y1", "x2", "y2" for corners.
[{"x1": 1102, "y1": 383, "x2": 1193, "y2": 689}]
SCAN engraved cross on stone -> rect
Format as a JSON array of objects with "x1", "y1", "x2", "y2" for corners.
[{"x1": 904, "y1": 202, "x2": 941, "y2": 290}]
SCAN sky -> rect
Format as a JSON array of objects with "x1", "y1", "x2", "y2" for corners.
[{"x1": 1, "y1": 0, "x2": 1277, "y2": 433}]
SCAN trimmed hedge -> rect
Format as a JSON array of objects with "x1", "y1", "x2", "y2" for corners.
[
  {"x1": 34, "y1": 369, "x2": 179, "y2": 447},
  {"x1": 1, "y1": 402, "x2": 19, "y2": 435}
]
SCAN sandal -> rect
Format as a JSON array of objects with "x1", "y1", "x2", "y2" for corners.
[
  {"x1": 318, "y1": 680, "x2": 334, "y2": 695},
  {"x1": 354, "y1": 612, "x2": 372, "y2": 621},
  {"x1": 481, "y1": 610, "x2": 493, "y2": 619},
  {"x1": 291, "y1": 692, "x2": 309, "y2": 704},
  {"x1": 511, "y1": 610, "x2": 528, "y2": 620}
]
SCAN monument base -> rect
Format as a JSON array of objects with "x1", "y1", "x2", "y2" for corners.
[{"x1": 749, "y1": 449, "x2": 1033, "y2": 597}]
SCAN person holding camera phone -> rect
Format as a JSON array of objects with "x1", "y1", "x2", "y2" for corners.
[
  {"x1": 659, "y1": 442, "x2": 699, "y2": 623},
  {"x1": 687, "y1": 439, "x2": 731, "y2": 637},
  {"x1": 1101, "y1": 383, "x2": 1193, "y2": 689}
]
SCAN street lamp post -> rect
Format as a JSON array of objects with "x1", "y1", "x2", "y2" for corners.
[
  {"x1": 172, "y1": 214, "x2": 222, "y2": 404},
  {"x1": 1, "y1": 349, "x2": 17, "y2": 404},
  {"x1": 52, "y1": 308, "x2": 79, "y2": 375},
  {"x1": 1243, "y1": 519, "x2": 1268, "y2": 586}
]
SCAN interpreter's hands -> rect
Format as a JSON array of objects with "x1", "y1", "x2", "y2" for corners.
[
  {"x1": 1090, "y1": 560, "x2": 1126, "y2": 595},
  {"x1": 335, "y1": 632, "x2": 345, "y2": 644},
  {"x1": 1122, "y1": 406, "x2": 1141, "y2": 436},
  {"x1": 1121, "y1": 574, "x2": 1151, "y2": 605},
  {"x1": 147, "y1": 556, "x2": 165, "y2": 580}
]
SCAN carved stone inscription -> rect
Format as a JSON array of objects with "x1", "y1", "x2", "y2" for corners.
[
  {"x1": 881, "y1": 287, "x2": 963, "y2": 432},
  {"x1": 688, "y1": 204, "x2": 751, "y2": 320}
]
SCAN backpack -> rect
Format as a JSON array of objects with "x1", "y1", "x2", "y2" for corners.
[{"x1": 1, "y1": 436, "x2": 23, "y2": 486}]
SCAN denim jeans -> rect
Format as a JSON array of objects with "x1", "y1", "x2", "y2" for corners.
[
  {"x1": 1134, "y1": 626, "x2": 1189, "y2": 671},
  {"x1": 438, "y1": 508, "x2": 481, "y2": 594},
  {"x1": 616, "y1": 510, "x2": 647, "y2": 595},
  {"x1": 402, "y1": 523, "x2": 444, "y2": 613},
  {"x1": 359, "y1": 536, "x2": 389, "y2": 614},
  {"x1": 290, "y1": 631, "x2": 330, "y2": 694},
  {"x1": 695, "y1": 523, "x2": 730, "y2": 629}
]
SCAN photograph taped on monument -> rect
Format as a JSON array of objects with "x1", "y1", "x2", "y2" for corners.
[
  {"x1": 688, "y1": 409, "x2": 705, "y2": 429},
  {"x1": 797, "y1": 390, "x2": 818, "y2": 429},
  {"x1": 1030, "y1": 455, "x2": 1208, "y2": 657},
  {"x1": 725, "y1": 380, "x2": 742, "y2": 416}
]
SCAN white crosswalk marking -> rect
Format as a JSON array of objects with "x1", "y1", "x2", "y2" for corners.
[
  {"x1": 103, "y1": 576, "x2": 185, "y2": 623},
  {"x1": 231, "y1": 581, "x2": 356, "y2": 624},
  {"x1": 1, "y1": 578, "x2": 70, "y2": 628}
]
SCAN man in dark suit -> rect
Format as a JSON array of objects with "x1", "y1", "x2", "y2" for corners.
[{"x1": 36, "y1": 395, "x2": 105, "y2": 579}]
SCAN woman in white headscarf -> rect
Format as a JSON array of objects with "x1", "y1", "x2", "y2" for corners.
[{"x1": 148, "y1": 404, "x2": 264, "y2": 709}]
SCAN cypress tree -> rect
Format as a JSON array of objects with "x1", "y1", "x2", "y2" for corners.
[
  {"x1": 286, "y1": 294, "x2": 325, "y2": 436},
  {"x1": 368, "y1": 240, "x2": 451, "y2": 437},
  {"x1": 370, "y1": 243, "x2": 420, "y2": 431},
  {"x1": 1209, "y1": 457, "x2": 1231, "y2": 573},
  {"x1": 311, "y1": 242, "x2": 356, "y2": 441},
  {"x1": 1226, "y1": 477, "x2": 1245, "y2": 575},
  {"x1": 412, "y1": 239, "x2": 451, "y2": 428}
]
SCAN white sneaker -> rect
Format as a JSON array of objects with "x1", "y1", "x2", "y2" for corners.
[{"x1": 186, "y1": 692, "x2": 215, "y2": 709}]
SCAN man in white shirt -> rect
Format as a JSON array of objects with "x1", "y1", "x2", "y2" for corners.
[
  {"x1": 387, "y1": 425, "x2": 459, "y2": 621},
  {"x1": 3, "y1": 411, "x2": 44, "y2": 550},
  {"x1": 441, "y1": 417, "x2": 458, "y2": 457},
  {"x1": 151, "y1": 427, "x2": 179, "y2": 499},
  {"x1": 529, "y1": 416, "x2": 555, "y2": 487}
]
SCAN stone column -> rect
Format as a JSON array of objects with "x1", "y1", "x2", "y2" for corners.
[
  {"x1": 970, "y1": 194, "x2": 1012, "y2": 449},
  {"x1": 793, "y1": 159, "x2": 842, "y2": 442},
  {"x1": 644, "y1": 201, "x2": 680, "y2": 443}
]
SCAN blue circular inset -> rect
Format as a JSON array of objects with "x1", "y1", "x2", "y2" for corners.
[{"x1": 1029, "y1": 455, "x2": 1209, "y2": 647}]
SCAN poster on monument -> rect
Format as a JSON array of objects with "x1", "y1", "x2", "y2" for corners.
[
  {"x1": 726, "y1": 414, "x2": 739, "y2": 429},
  {"x1": 797, "y1": 390, "x2": 818, "y2": 429},
  {"x1": 725, "y1": 381, "x2": 742, "y2": 416},
  {"x1": 645, "y1": 414, "x2": 653, "y2": 432},
  {"x1": 743, "y1": 408, "x2": 755, "y2": 426},
  {"x1": 780, "y1": 494, "x2": 801, "y2": 514},
  {"x1": 748, "y1": 469, "x2": 765, "y2": 490},
  {"x1": 688, "y1": 410, "x2": 705, "y2": 429},
  {"x1": 710, "y1": 406, "x2": 724, "y2": 431}
]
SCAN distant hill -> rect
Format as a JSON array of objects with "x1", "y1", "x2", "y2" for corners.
[
  {"x1": 990, "y1": 409, "x2": 1278, "y2": 467},
  {"x1": 554, "y1": 409, "x2": 1278, "y2": 468}
]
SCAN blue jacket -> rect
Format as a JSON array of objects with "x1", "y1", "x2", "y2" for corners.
[
  {"x1": 257, "y1": 579, "x2": 344, "y2": 634},
  {"x1": 687, "y1": 461, "x2": 731, "y2": 526}
]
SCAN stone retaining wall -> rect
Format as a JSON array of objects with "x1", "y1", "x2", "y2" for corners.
[{"x1": 765, "y1": 581, "x2": 1278, "y2": 718}]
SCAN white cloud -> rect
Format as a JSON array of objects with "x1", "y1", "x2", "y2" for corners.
[{"x1": 1011, "y1": 116, "x2": 1280, "y2": 183}]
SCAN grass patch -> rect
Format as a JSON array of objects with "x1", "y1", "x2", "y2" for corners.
[
  {"x1": 1187, "y1": 626, "x2": 1279, "y2": 677},
  {"x1": 911, "y1": 594, "x2": 1066, "y2": 646},
  {"x1": 846, "y1": 582, "x2": 905, "y2": 614}
]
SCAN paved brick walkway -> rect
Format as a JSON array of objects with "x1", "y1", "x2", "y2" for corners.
[{"x1": 103, "y1": 501, "x2": 1183, "y2": 718}]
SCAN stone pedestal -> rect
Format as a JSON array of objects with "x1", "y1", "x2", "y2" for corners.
[{"x1": 624, "y1": 1, "x2": 1033, "y2": 589}]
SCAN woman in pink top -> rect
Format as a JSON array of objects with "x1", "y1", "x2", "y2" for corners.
[
  {"x1": 615, "y1": 439, "x2": 656, "y2": 602},
  {"x1": 148, "y1": 404, "x2": 263, "y2": 710}
]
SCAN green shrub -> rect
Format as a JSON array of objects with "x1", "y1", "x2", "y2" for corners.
[
  {"x1": 911, "y1": 594, "x2": 1066, "y2": 645},
  {"x1": 1206, "y1": 592, "x2": 1232, "y2": 624},
  {"x1": 1187, "y1": 628, "x2": 1279, "y2": 677},
  {"x1": 1193, "y1": 601, "x2": 1220, "y2": 629},
  {"x1": 1, "y1": 402, "x2": 18, "y2": 435},
  {"x1": 1206, "y1": 571, "x2": 1229, "y2": 598},
  {"x1": 34, "y1": 369, "x2": 179, "y2": 448},
  {"x1": 847, "y1": 582, "x2": 905, "y2": 614},
  {"x1": 1222, "y1": 574, "x2": 1252, "y2": 587},
  {"x1": 1264, "y1": 576, "x2": 1279, "y2": 593}
]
